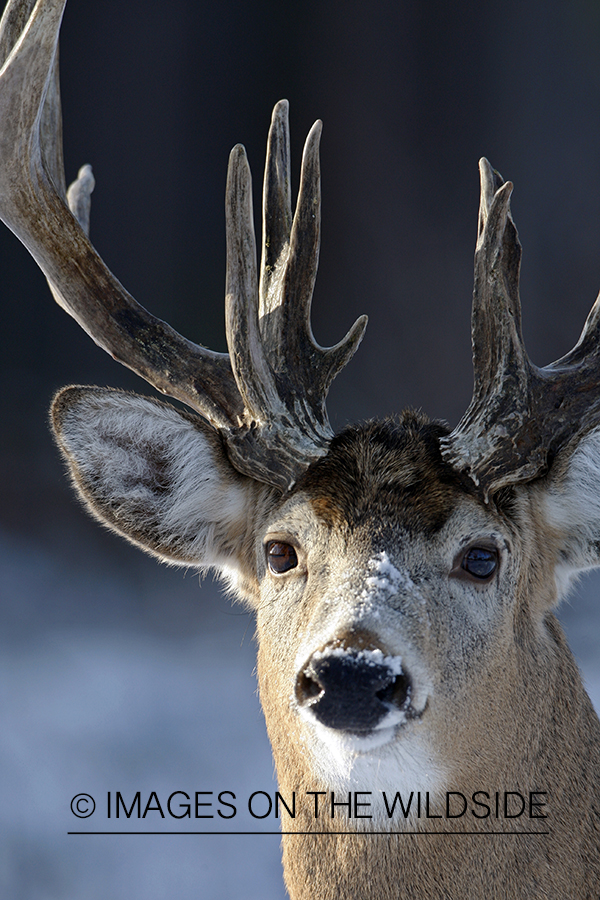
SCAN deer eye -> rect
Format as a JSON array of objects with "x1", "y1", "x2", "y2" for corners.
[
  {"x1": 461, "y1": 546, "x2": 498, "y2": 580},
  {"x1": 266, "y1": 541, "x2": 298, "y2": 575}
]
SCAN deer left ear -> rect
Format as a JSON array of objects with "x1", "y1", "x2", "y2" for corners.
[
  {"x1": 51, "y1": 386, "x2": 269, "y2": 578},
  {"x1": 540, "y1": 426, "x2": 600, "y2": 580}
]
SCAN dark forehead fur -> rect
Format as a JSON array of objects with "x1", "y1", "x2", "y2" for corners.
[{"x1": 296, "y1": 411, "x2": 478, "y2": 535}]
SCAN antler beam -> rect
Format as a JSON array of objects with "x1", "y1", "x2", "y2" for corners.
[{"x1": 0, "y1": 0, "x2": 366, "y2": 492}]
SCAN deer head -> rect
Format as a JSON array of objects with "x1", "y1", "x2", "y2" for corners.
[{"x1": 1, "y1": 1, "x2": 599, "y2": 898}]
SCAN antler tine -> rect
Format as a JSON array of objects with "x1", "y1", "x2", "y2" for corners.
[
  {"x1": 0, "y1": 0, "x2": 244, "y2": 431},
  {"x1": 260, "y1": 98, "x2": 293, "y2": 303},
  {"x1": 278, "y1": 117, "x2": 323, "y2": 355},
  {"x1": 284, "y1": 121, "x2": 368, "y2": 391},
  {"x1": 225, "y1": 142, "x2": 282, "y2": 420},
  {"x1": 470, "y1": 159, "x2": 529, "y2": 391},
  {"x1": 442, "y1": 158, "x2": 600, "y2": 500},
  {"x1": 259, "y1": 105, "x2": 368, "y2": 414}
]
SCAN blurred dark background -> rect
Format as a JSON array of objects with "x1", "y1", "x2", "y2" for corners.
[
  {"x1": 4, "y1": 0, "x2": 600, "y2": 547},
  {"x1": 2, "y1": 2, "x2": 600, "y2": 898}
]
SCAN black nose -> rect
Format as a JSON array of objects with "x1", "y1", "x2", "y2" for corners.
[{"x1": 295, "y1": 650, "x2": 411, "y2": 734}]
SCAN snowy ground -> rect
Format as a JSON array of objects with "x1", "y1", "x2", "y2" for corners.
[
  {"x1": 0, "y1": 528, "x2": 286, "y2": 900},
  {"x1": 1, "y1": 526, "x2": 599, "y2": 900}
]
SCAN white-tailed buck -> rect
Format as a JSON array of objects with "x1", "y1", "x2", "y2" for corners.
[{"x1": 1, "y1": 0, "x2": 599, "y2": 897}]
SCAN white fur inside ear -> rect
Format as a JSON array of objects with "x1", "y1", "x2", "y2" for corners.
[
  {"x1": 542, "y1": 426, "x2": 600, "y2": 590},
  {"x1": 53, "y1": 388, "x2": 260, "y2": 572}
]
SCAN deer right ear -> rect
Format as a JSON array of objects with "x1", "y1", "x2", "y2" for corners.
[
  {"x1": 51, "y1": 387, "x2": 268, "y2": 584},
  {"x1": 540, "y1": 426, "x2": 600, "y2": 584}
]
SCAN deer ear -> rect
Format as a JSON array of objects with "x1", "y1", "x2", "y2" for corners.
[
  {"x1": 541, "y1": 426, "x2": 600, "y2": 583},
  {"x1": 51, "y1": 387, "x2": 266, "y2": 576}
]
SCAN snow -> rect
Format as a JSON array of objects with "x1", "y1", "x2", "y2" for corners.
[
  {"x1": 1, "y1": 529, "x2": 598, "y2": 899},
  {"x1": 365, "y1": 551, "x2": 417, "y2": 595},
  {"x1": 309, "y1": 645, "x2": 405, "y2": 677},
  {"x1": 0, "y1": 530, "x2": 286, "y2": 900}
]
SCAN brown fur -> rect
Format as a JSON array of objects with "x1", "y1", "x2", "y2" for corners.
[
  {"x1": 298, "y1": 413, "x2": 475, "y2": 534},
  {"x1": 52, "y1": 392, "x2": 600, "y2": 899}
]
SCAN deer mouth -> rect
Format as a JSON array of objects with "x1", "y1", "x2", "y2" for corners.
[{"x1": 295, "y1": 647, "x2": 415, "y2": 736}]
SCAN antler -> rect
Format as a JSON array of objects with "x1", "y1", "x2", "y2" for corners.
[
  {"x1": 442, "y1": 158, "x2": 600, "y2": 500},
  {"x1": 0, "y1": 0, "x2": 366, "y2": 491}
]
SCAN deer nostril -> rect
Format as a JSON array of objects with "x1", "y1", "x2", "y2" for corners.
[
  {"x1": 296, "y1": 670, "x2": 323, "y2": 703},
  {"x1": 376, "y1": 670, "x2": 411, "y2": 708},
  {"x1": 295, "y1": 649, "x2": 412, "y2": 735}
]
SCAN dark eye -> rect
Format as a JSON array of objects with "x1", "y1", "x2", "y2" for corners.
[
  {"x1": 461, "y1": 546, "x2": 498, "y2": 580},
  {"x1": 266, "y1": 541, "x2": 298, "y2": 575}
]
